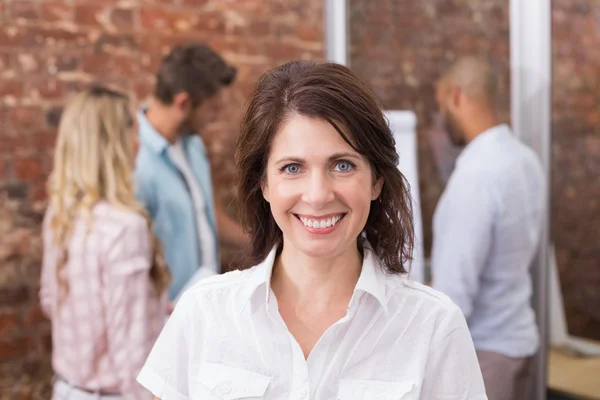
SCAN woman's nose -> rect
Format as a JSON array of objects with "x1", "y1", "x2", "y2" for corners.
[{"x1": 301, "y1": 171, "x2": 335, "y2": 209}]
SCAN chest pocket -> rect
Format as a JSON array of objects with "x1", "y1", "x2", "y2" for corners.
[
  {"x1": 193, "y1": 363, "x2": 272, "y2": 399},
  {"x1": 337, "y1": 379, "x2": 414, "y2": 400}
]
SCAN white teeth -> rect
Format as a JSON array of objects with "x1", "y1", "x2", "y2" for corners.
[{"x1": 299, "y1": 215, "x2": 343, "y2": 229}]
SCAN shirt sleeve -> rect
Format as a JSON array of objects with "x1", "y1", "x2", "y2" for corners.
[
  {"x1": 431, "y1": 174, "x2": 495, "y2": 318},
  {"x1": 420, "y1": 305, "x2": 488, "y2": 399},
  {"x1": 134, "y1": 170, "x2": 157, "y2": 219},
  {"x1": 103, "y1": 216, "x2": 159, "y2": 400},
  {"x1": 136, "y1": 288, "x2": 196, "y2": 400}
]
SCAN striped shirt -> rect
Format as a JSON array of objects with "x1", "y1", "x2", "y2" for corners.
[{"x1": 40, "y1": 202, "x2": 166, "y2": 400}]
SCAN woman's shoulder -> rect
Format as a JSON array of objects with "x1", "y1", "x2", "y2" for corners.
[
  {"x1": 184, "y1": 268, "x2": 254, "y2": 295},
  {"x1": 171, "y1": 267, "x2": 259, "y2": 318},
  {"x1": 92, "y1": 202, "x2": 148, "y2": 235},
  {"x1": 386, "y1": 276, "x2": 463, "y2": 321}
]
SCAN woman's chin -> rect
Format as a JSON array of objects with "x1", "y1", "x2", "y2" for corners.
[{"x1": 286, "y1": 238, "x2": 355, "y2": 261}]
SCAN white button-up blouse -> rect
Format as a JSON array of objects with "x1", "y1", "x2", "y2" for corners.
[{"x1": 138, "y1": 247, "x2": 487, "y2": 400}]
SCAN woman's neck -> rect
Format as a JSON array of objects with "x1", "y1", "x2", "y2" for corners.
[{"x1": 271, "y1": 243, "x2": 362, "y2": 309}]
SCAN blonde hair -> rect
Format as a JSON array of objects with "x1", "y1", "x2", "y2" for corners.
[{"x1": 47, "y1": 86, "x2": 171, "y2": 300}]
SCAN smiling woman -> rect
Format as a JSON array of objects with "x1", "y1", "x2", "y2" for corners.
[{"x1": 136, "y1": 61, "x2": 488, "y2": 400}]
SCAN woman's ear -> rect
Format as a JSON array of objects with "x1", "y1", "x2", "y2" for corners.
[
  {"x1": 261, "y1": 181, "x2": 270, "y2": 203},
  {"x1": 371, "y1": 177, "x2": 384, "y2": 201}
]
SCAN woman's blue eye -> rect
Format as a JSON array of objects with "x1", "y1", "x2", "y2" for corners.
[
  {"x1": 335, "y1": 161, "x2": 354, "y2": 172},
  {"x1": 284, "y1": 164, "x2": 300, "y2": 174}
]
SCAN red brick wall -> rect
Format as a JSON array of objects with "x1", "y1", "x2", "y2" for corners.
[
  {"x1": 552, "y1": 0, "x2": 600, "y2": 340},
  {"x1": 0, "y1": 1, "x2": 323, "y2": 398},
  {"x1": 349, "y1": 0, "x2": 511, "y2": 255}
]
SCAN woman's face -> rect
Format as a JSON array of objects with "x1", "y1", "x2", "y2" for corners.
[{"x1": 263, "y1": 114, "x2": 383, "y2": 260}]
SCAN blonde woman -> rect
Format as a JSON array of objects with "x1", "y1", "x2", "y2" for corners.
[{"x1": 40, "y1": 86, "x2": 170, "y2": 400}]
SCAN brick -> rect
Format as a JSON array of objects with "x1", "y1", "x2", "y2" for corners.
[
  {"x1": 0, "y1": 135, "x2": 28, "y2": 154},
  {"x1": 24, "y1": 306, "x2": 46, "y2": 326},
  {"x1": 0, "y1": 51, "x2": 11, "y2": 70},
  {"x1": 111, "y1": 8, "x2": 135, "y2": 29},
  {"x1": 41, "y1": 333, "x2": 52, "y2": 353},
  {"x1": 264, "y1": 40, "x2": 306, "y2": 61},
  {"x1": 176, "y1": 0, "x2": 210, "y2": 5},
  {"x1": 16, "y1": 53, "x2": 41, "y2": 74},
  {"x1": 74, "y1": 4, "x2": 106, "y2": 27},
  {"x1": 49, "y1": 54, "x2": 80, "y2": 73},
  {"x1": 74, "y1": 5, "x2": 135, "y2": 30},
  {"x1": 11, "y1": 1, "x2": 40, "y2": 20},
  {"x1": 243, "y1": 19, "x2": 271, "y2": 36},
  {"x1": 0, "y1": 158, "x2": 6, "y2": 181},
  {"x1": 31, "y1": 79, "x2": 64, "y2": 100},
  {"x1": 30, "y1": 181, "x2": 48, "y2": 202},
  {"x1": 214, "y1": 0, "x2": 262, "y2": 12},
  {"x1": 41, "y1": 2, "x2": 73, "y2": 23},
  {"x1": 205, "y1": 37, "x2": 262, "y2": 57},
  {"x1": 16, "y1": 27, "x2": 90, "y2": 49},
  {"x1": 0, "y1": 27, "x2": 20, "y2": 48},
  {"x1": 0, "y1": 286, "x2": 28, "y2": 307},
  {"x1": 9, "y1": 106, "x2": 44, "y2": 132},
  {"x1": 140, "y1": 8, "x2": 225, "y2": 34},
  {"x1": 0, "y1": 311, "x2": 20, "y2": 335},
  {"x1": 0, "y1": 80, "x2": 24, "y2": 100},
  {"x1": 0, "y1": 183, "x2": 28, "y2": 200},
  {"x1": 0, "y1": 337, "x2": 32, "y2": 362},
  {"x1": 14, "y1": 157, "x2": 42, "y2": 181},
  {"x1": 30, "y1": 129, "x2": 57, "y2": 151},
  {"x1": 93, "y1": 33, "x2": 138, "y2": 54},
  {"x1": 82, "y1": 53, "x2": 140, "y2": 76},
  {"x1": 296, "y1": 22, "x2": 322, "y2": 42}
]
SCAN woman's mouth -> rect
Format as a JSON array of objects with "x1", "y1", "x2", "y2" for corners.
[{"x1": 294, "y1": 213, "x2": 346, "y2": 233}]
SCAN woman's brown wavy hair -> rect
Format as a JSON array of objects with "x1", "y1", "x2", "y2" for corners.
[{"x1": 235, "y1": 61, "x2": 414, "y2": 275}]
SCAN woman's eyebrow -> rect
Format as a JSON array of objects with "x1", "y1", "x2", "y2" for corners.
[{"x1": 274, "y1": 152, "x2": 362, "y2": 165}]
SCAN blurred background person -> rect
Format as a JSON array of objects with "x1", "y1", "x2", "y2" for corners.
[
  {"x1": 431, "y1": 56, "x2": 546, "y2": 400},
  {"x1": 40, "y1": 86, "x2": 171, "y2": 400},
  {"x1": 135, "y1": 42, "x2": 248, "y2": 302}
]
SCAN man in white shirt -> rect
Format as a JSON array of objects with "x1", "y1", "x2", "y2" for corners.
[{"x1": 431, "y1": 56, "x2": 546, "y2": 400}]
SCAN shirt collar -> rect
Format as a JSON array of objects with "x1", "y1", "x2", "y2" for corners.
[
  {"x1": 137, "y1": 106, "x2": 170, "y2": 155},
  {"x1": 456, "y1": 123, "x2": 510, "y2": 168},
  {"x1": 241, "y1": 244, "x2": 389, "y2": 315}
]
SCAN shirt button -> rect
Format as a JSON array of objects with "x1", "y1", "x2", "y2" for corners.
[
  {"x1": 296, "y1": 388, "x2": 308, "y2": 399},
  {"x1": 220, "y1": 380, "x2": 232, "y2": 394}
]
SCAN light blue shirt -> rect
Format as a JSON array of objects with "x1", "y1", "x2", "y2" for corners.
[
  {"x1": 135, "y1": 108, "x2": 218, "y2": 300},
  {"x1": 431, "y1": 124, "x2": 545, "y2": 358}
]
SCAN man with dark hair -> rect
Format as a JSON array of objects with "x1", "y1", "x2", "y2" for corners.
[
  {"x1": 432, "y1": 56, "x2": 545, "y2": 400},
  {"x1": 135, "y1": 42, "x2": 247, "y2": 301}
]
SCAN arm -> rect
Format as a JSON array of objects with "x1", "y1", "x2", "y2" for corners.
[
  {"x1": 431, "y1": 175, "x2": 494, "y2": 319},
  {"x1": 134, "y1": 170, "x2": 157, "y2": 219},
  {"x1": 215, "y1": 202, "x2": 248, "y2": 248},
  {"x1": 137, "y1": 286, "x2": 197, "y2": 400},
  {"x1": 420, "y1": 306, "x2": 488, "y2": 399},
  {"x1": 103, "y1": 217, "x2": 160, "y2": 399}
]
